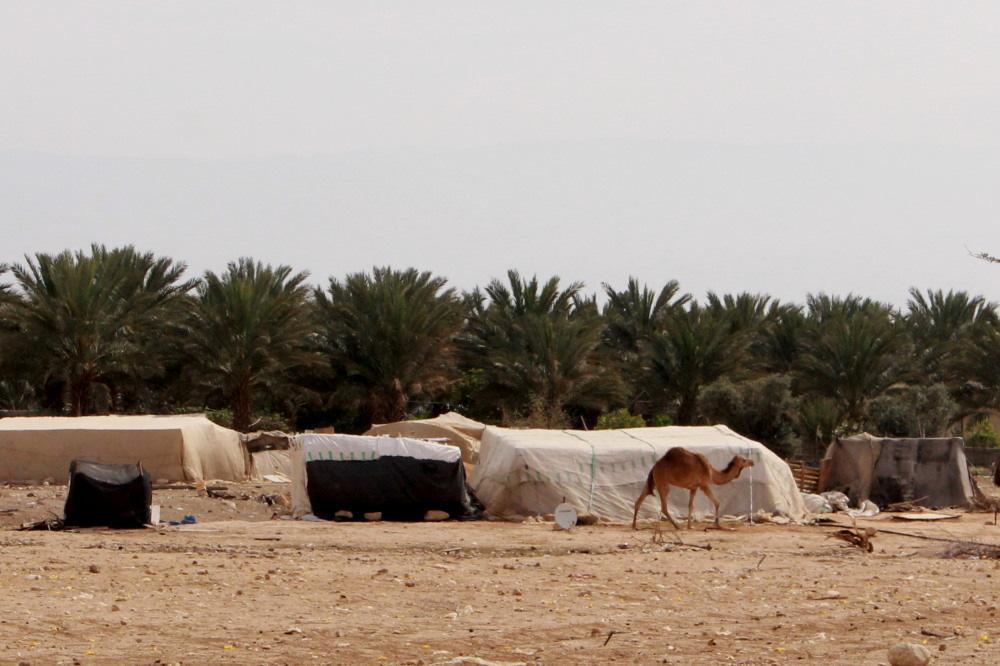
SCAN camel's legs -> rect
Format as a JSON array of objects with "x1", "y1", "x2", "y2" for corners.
[
  {"x1": 687, "y1": 488, "x2": 697, "y2": 529},
  {"x1": 659, "y1": 483, "x2": 680, "y2": 530},
  {"x1": 631, "y1": 487, "x2": 651, "y2": 530},
  {"x1": 700, "y1": 484, "x2": 722, "y2": 528}
]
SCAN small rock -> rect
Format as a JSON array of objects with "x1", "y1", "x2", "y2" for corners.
[
  {"x1": 364, "y1": 512, "x2": 382, "y2": 521},
  {"x1": 334, "y1": 510, "x2": 353, "y2": 521},
  {"x1": 285, "y1": 627, "x2": 303, "y2": 635},
  {"x1": 24, "y1": 574, "x2": 41, "y2": 581},
  {"x1": 888, "y1": 642, "x2": 932, "y2": 666},
  {"x1": 424, "y1": 510, "x2": 449, "y2": 521},
  {"x1": 88, "y1": 564, "x2": 101, "y2": 574}
]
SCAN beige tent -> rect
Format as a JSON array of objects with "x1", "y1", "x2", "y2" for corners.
[
  {"x1": 0, "y1": 414, "x2": 248, "y2": 483},
  {"x1": 471, "y1": 425, "x2": 806, "y2": 523},
  {"x1": 820, "y1": 434, "x2": 978, "y2": 508},
  {"x1": 364, "y1": 412, "x2": 486, "y2": 463}
]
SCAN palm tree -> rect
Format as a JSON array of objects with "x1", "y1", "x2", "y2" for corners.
[
  {"x1": 602, "y1": 278, "x2": 690, "y2": 414},
  {"x1": 6, "y1": 245, "x2": 193, "y2": 415},
  {"x1": 642, "y1": 303, "x2": 749, "y2": 425},
  {"x1": 460, "y1": 271, "x2": 622, "y2": 426},
  {"x1": 184, "y1": 259, "x2": 313, "y2": 432},
  {"x1": 757, "y1": 303, "x2": 806, "y2": 373},
  {"x1": 602, "y1": 278, "x2": 690, "y2": 353},
  {"x1": 314, "y1": 267, "x2": 463, "y2": 425},
  {"x1": 796, "y1": 298, "x2": 910, "y2": 426},
  {"x1": 906, "y1": 288, "x2": 995, "y2": 385}
]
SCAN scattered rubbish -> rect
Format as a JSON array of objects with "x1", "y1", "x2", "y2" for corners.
[
  {"x1": 166, "y1": 514, "x2": 197, "y2": 526},
  {"x1": 802, "y1": 493, "x2": 833, "y2": 514},
  {"x1": 893, "y1": 512, "x2": 960, "y2": 522},
  {"x1": 19, "y1": 517, "x2": 64, "y2": 531},
  {"x1": 845, "y1": 500, "x2": 880, "y2": 518},
  {"x1": 821, "y1": 491, "x2": 851, "y2": 512},
  {"x1": 885, "y1": 498, "x2": 930, "y2": 512},
  {"x1": 828, "y1": 526, "x2": 876, "y2": 552},
  {"x1": 553, "y1": 503, "x2": 577, "y2": 530},
  {"x1": 262, "y1": 474, "x2": 291, "y2": 483}
]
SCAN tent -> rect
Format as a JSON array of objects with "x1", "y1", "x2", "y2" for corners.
[
  {"x1": 242, "y1": 431, "x2": 292, "y2": 480},
  {"x1": 819, "y1": 435, "x2": 978, "y2": 508},
  {"x1": 290, "y1": 433, "x2": 480, "y2": 520},
  {"x1": 364, "y1": 412, "x2": 486, "y2": 463},
  {"x1": 63, "y1": 460, "x2": 152, "y2": 528},
  {"x1": 0, "y1": 415, "x2": 248, "y2": 483},
  {"x1": 251, "y1": 449, "x2": 292, "y2": 480},
  {"x1": 470, "y1": 425, "x2": 805, "y2": 523}
]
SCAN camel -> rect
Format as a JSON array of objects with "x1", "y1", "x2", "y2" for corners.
[{"x1": 631, "y1": 447, "x2": 754, "y2": 530}]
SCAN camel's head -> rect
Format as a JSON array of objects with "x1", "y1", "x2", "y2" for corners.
[{"x1": 726, "y1": 455, "x2": 755, "y2": 478}]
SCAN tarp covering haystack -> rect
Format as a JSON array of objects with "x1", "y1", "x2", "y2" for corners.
[
  {"x1": 291, "y1": 433, "x2": 480, "y2": 520},
  {"x1": 364, "y1": 412, "x2": 486, "y2": 463},
  {"x1": 0, "y1": 415, "x2": 248, "y2": 483},
  {"x1": 471, "y1": 425, "x2": 805, "y2": 522},
  {"x1": 242, "y1": 431, "x2": 292, "y2": 480},
  {"x1": 819, "y1": 434, "x2": 978, "y2": 508}
]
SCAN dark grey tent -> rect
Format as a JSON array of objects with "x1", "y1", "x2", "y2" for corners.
[
  {"x1": 64, "y1": 460, "x2": 152, "y2": 528},
  {"x1": 819, "y1": 435, "x2": 978, "y2": 509}
]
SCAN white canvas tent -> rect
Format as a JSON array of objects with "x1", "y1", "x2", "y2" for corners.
[
  {"x1": 471, "y1": 425, "x2": 805, "y2": 523},
  {"x1": 0, "y1": 414, "x2": 249, "y2": 483}
]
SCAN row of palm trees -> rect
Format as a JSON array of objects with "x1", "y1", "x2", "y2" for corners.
[{"x1": 1, "y1": 245, "x2": 998, "y2": 456}]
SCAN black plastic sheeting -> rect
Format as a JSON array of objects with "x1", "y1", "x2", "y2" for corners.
[
  {"x1": 306, "y1": 456, "x2": 482, "y2": 520},
  {"x1": 63, "y1": 460, "x2": 152, "y2": 528}
]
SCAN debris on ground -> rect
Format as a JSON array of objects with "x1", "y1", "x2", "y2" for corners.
[
  {"x1": 828, "y1": 525, "x2": 876, "y2": 552},
  {"x1": 939, "y1": 540, "x2": 1000, "y2": 560},
  {"x1": 892, "y1": 512, "x2": 960, "y2": 521}
]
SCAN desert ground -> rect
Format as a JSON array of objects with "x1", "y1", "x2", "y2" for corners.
[{"x1": 2, "y1": 481, "x2": 999, "y2": 665}]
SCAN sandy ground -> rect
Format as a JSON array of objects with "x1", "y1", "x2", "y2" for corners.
[{"x1": 2, "y1": 481, "x2": 1000, "y2": 665}]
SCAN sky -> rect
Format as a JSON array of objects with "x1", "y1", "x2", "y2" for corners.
[{"x1": 2, "y1": 2, "x2": 1000, "y2": 305}]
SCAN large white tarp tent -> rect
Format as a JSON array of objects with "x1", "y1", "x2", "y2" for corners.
[
  {"x1": 0, "y1": 414, "x2": 249, "y2": 483},
  {"x1": 471, "y1": 425, "x2": 805, "y2": 523}
]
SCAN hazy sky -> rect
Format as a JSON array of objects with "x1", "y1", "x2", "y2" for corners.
[{"x1": 2, "y1": 2, "x2": 1000, "y2": 304}]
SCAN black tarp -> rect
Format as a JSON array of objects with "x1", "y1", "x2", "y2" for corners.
[
  {"x1": 63, "y1": 460, "x2": 152, "y2": 528},
  {"x1": 306, "y1": 456, "x2": 481, "y2": 520}
]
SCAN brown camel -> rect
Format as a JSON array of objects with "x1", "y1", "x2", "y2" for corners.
[{"x1": 631, "y1": 447, "x2": 754, "y2": 530}]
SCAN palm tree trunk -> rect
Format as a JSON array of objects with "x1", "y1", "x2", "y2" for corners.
[
  {"x1": 232, "y1": 384, "x2": 252, "y2": 432},
  {"x1": 70, "y1": 376, "x2": 89, "y2": 416},
  {"x1": 677, "y1": 391, "x2": 698, "y2": 425}
]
